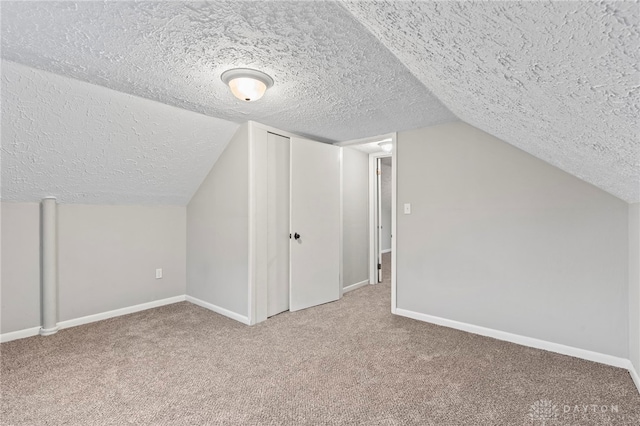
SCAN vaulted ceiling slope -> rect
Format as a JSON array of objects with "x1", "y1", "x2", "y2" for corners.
[
  {"x1": 341, "y1": 1, "x2": 639, "y2": 202},
  {"x1": 1, "y1": 1, "x2": 638, "y2": 204},
  {"x1": 0, "y1": 0, "x2": 454, "y2": 143},
  {"x1": 1, "y1": 61, "x2": 238, "y2": 204}
]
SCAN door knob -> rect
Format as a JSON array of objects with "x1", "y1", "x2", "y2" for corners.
[{"x1": 294, "y1": 232, "x2": 301, "y2": 240}]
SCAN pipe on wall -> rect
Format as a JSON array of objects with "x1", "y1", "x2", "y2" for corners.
[{"x1": 40, "y1": 197, "x2": 59, "y2": 336}]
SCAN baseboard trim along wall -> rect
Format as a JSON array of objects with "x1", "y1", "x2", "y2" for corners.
[
  {"x1": 343, "y1": 279, "x2": 369, "y2": 293},
  {"x1": 1, "y1": 295, "x2": 187, "y2": 343},
  {"x1": 395, "y1": 308, "x2": 631, "y2": 370},
  {"x1": 185, "y1": 295, "x2": 251, "y2": 325},
  {"x1": 58, "y1": 295, "x2": 187, "y2": 329},
  {"x1": 0, "y1": 327, "x2": 42, "y2": 343},
  {"x1": 629, "y1": 364, "x2": 640, "y2": 394}
]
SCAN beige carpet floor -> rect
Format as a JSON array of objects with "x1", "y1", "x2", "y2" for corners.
[{"x1": 2, "y1": 254, "x2": 639, "y2": 425}]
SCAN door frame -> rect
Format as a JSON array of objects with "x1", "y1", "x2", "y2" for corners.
[
  {"x1": 369, "y1": 151, "x2": 391, "y2": 285},
  {"x1": 335, "y1": 132, "x2": 397, "y2": 314},
  {"x1": 248, "y1": 121, "x2": 304, "y2": 325},
  {"x1": 248, "y1": 121, "x2": 344, "y2": 325}
]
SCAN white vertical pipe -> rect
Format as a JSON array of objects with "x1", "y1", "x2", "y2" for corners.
[{"x1": 40, "y1": 197, "x2": 59, "y2": 336}]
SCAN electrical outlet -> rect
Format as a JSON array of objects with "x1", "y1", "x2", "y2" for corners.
[{"x1": 155, "y1": 268, "x2": 163, "y2": 279}]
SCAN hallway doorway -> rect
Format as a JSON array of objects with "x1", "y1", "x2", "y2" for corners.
[
  {"x1": 335, "y1": 133, "x2": 397, "y2": 313},
  {"x1": 371, "y1": 153, "x2": 392, "y2": 284}
]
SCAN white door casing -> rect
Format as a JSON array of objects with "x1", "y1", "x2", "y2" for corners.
[
  {"x1": 376, "y1": 157, "x2": 383, "y2": 283},
  {"x1": 266, "y1": 133, "x2": 290, "y2": 317}
]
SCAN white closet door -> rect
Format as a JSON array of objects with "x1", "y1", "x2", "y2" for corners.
[
  {"x1": 266, "y1": 133, "x2": 290, "y2": 317},
  {"x1": 289, "y1": 137, "x2": 341, "y2": 312}
]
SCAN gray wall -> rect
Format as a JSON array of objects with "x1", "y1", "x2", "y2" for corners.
[
  {"x1": 397, "y1": 122, "x2": 629, "y2": 358},
  {"x1": 381, "y1": 159, "x2": 392, "y2": 252},
  {"x1": 1, "y1": 202, "x2": 186, "y2": 333},
  {"x1": 58, "y1": 204, "x2": 186, "y2": 321},
  {"x1": 1, "y1": 202, "x2": 41, "y2": 333},
  {"x1": 187, "y1": 124, "x2": 249, "y2": 316},
  {"x1": 630, "y1": 203, "x2": 640, "y2": 373},
  {"x1": 342, "y1": 148, "x2": 370, "y2": 287}
]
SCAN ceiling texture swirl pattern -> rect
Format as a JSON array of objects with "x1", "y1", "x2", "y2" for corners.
[{"x1": 1, "y1": 1, "x2": 637, "y2": 203}]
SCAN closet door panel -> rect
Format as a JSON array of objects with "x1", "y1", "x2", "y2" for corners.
[{"x1": 289, "y1": 138, "x2": 340, "y2": 312}]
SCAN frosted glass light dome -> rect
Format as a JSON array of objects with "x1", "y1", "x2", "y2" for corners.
[
  {"x1": 379, "y1": 141, "x2": 393, "y2": 152},
  {"x1": 221, "y1": 68, "x2": 274, "y2": 102}
]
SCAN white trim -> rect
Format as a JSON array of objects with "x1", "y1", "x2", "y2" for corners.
[
  {"x1": 339, "y1": 147, "x2": 344, "y2": 298},
  {"x1": 390, "y1": 134, "x2": 397, "y2": 314},
  {"x1": 58, "y1": 295, "x2": 186, "y2": 330},
  {"x1": 395, "y1": 308, "x2": 631, "y2": 369},
  {"x1": 186, "y1": 295, "x2": 251, "y2": 325},
  {"x1": 2, "y1": 296, "x2": 187, "y2": 343},
  {"x1": 630, "y1": 363, "x2": 640, "y2": 394},
  {"x1": 368, "y1": 152, "x2": 392, "y2": 285},
  {"x1": 376, "y1": 156, "x2": 382, "y2": 284},
  {"x1": 39, "y1": 326, "x2": 59, "y2": 336},
  {"x1": 369, "y1": 154, "x2": 377, "y2": 284},
  {"x1": 247, "y1": 122, "x2": 256, "y2": 326},
  {"x1": 381, "y1": 248, "x2": 392, "y2": 254},
  {"x1": 1, "y1": 326, "x2": 41, "y2": 343},
  {"x1": 248, "y1": 120, "x2": 305, "y2": 141},
  {"x1": 343, "y1": 279, "x2": 370, "y2": 293}
]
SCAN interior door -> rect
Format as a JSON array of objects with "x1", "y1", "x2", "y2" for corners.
[{"x1": 289, "y1": 137, "x2": 341, "y2": 311}]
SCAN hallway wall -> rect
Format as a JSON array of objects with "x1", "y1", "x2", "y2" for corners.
[{"x1": 342, "y1": 148, "x2": 370, "y2": 288}]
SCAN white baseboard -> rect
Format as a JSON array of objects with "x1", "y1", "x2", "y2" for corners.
[
  {"x1": 57, "y1": 295, "x2": 186, "y2": 330},
  {"x1": 0, "y1": 326, "x2": 41, "y2": 343},
  {"x1": 381, "y1": 248, "x2": 392, "y2": 254},
  {"x1": 395, "y1": 308, "x2": 630, "y2": 370},
  {"x1": 1, "y1": 295, "x2": 186, "y2": 343},
  {"x1": 629, "y1": 363, "x2": 640, "y2": 394},
  {"x1": 343, "y1": 279, "x2": 369, "y2": 293},
  {"x1": 185, "y1": 295, "x2": 250, "y2": 325}
]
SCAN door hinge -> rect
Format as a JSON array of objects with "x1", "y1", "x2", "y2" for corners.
[{"x1": 378, "y1": 263, "x2": 382, "y2": 270}]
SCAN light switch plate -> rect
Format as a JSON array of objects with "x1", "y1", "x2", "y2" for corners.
[
  {"x1": 404, "y1": 203, "x2": 411, "y2": 214},
  {"x1": 155, "y1": 268, "x2": 163, "y2": 279}
]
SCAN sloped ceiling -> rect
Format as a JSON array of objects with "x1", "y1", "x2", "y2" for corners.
[
  {"x1": 2, "y1": 61, "x2": 238, "y2": 204},
  {"x1": 0, "y1": 0, "x2": 454, "y2": 142},
  {"x1": 1, "y1": 1, "x2": 638, "y2": 204},
  {"x1": 341, "y1": 1, "x2": 639, "y2": 202}
]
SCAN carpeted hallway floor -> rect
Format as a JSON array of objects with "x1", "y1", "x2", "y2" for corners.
[{"x1": 2, "y1": 254, "x2": 639, "y2": 425}]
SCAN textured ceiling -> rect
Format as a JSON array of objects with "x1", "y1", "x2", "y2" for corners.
[
  {"x1": 1, "y1": 1, "x2": 638, "y2": 204},
  {"x1": 0, "y1": 0, "x2": 454, "y2": 144},
  {"x1": 341, "y1": 1, "x2": 639, "y2": 202},
  {"x1": 1, "y1": 61, "x2": 238, "y2": 204}
]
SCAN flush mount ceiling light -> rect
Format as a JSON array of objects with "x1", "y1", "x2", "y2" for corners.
[
  {"x1": 221, "y1": 68, "x2": 274, "y2": 102},
  {"x1": 378, "y1": 139, "x2": 393, "y2": 152}
]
